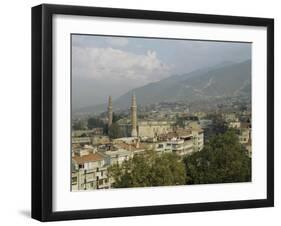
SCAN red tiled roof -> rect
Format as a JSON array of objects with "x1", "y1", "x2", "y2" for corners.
[{"x1": 72, "y1": 152, "x2": 104, "y2": 164}]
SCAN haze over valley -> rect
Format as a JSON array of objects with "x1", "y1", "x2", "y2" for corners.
[
  {"x1": 72, "y1": 34, "x2": 251, "y2": 114},
  {"x1": 75, "y1": 59, "x2": 251, "y2": 114}
]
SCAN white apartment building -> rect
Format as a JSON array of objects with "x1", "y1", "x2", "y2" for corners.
[
  {"x1": 72, "y1": 148, "x2": 110, "y2": 190},
  {"x1": 168, "y1": 137, "x2": 194, "y2": 156}
]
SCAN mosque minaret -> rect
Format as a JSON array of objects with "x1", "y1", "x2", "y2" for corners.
[
  {"x1": 131, "y1": 93, "x2": 138, "y2": 137},
  {"x1": 108, "y1": 96, "x2": 113, "y2": 128}
]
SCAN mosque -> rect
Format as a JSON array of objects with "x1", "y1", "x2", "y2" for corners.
[{"x1": 107, "y1": 94, "x2": 174, "y2": 139}]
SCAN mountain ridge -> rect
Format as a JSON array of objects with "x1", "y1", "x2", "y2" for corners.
[{"x1": 75, "y1": 59, "x2": 251, "y2": 114}]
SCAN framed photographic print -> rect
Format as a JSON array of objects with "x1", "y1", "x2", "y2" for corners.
[{"x1": 31, "y1": 4, "x2": 274, "y2": 221}]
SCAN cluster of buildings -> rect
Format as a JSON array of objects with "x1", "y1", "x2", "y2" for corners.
[
  {"x1": 72, "y1": 94, "x2": 204, "y2": 191},
  {"x1": 223, "y1": 112, "x2": 252, "y2": 157}
]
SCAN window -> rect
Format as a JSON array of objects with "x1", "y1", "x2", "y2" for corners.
[
  {"x1": 79, "y1": 164, "x2": 84, "y2": 169},
  {"x1": 72, "y1": 177, "x2": 77, "y2": 185}
]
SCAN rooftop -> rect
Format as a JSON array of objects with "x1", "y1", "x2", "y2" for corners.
[
  {"x1": 114, "y1": 142, "x2": 147, "y2": 152},
  {"x1": 72, "y1": 152, "x2": 104, "y2": 164}
]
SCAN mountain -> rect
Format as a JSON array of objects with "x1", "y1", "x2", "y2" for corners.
[{"x1": 75, "y1": 60, "x2": 251, "y2": 114}]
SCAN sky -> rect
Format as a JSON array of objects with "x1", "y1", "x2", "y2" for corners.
[{"x1": 72, "y1": 34, "x2": 251, "y2": 110}]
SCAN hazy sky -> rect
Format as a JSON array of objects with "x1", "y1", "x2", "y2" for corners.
[{"x1": 72, "y1": 34, "x2": 251, "y2": 109}]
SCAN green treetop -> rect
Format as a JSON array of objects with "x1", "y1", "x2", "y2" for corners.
[
  {"x1": 108, "y1": 151, "x2": 186, "y2": 188},
  {"x1": 183, "y1": 130, "x2": 251, "y2": 184}
]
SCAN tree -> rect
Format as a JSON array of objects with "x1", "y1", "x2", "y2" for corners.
[
  {"x1": 112, "y1": 113, "x2": 122, "y2": 123},
  {"x1": 183, "y1": 130, "x2": 251, "y2": 184},
  {"x1": 87, "y1": 117, "x2": 105, "y2": 129},
  {"x1": 108, "y1": 151, "x2": 186, "y2": 188},
  {"x1": 108, "y1": 123, "x2": 122, "y2": 139},
  {"x1": 175, "y1": 116, "x2": 185, "y2": 128},
  {"x1": 72, "y1": 121, "x2": 84, "y2": 130},
  {"x1": 207, "y1": 114, "x2": 228, "y2": 137},
  {"x1": 150, "y1": 153, "x2": 186, "y2": 186}
]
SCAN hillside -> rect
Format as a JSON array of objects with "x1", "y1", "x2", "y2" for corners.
[{"x1": 76, "y1": 60, "x2": 251, "y2": 114}]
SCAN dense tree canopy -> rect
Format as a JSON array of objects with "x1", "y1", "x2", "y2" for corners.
[
  {"x1": 87, "y1": 117, "x2": 105, "y2": 129},
  {"x1": 183, "y1": 130, "x2": 251, "y2": 184},
  {"x1": 72, "y1": 120, "x2": 85, "y2": 130},
  {"x1": 108, "y1": 123, "x2": 122, "y2": 139},
  {"x1": 175, "y1": 116, "x2": 185, "y2": 128},
  {"x1": 207, "y1": 114, "x2": 228, "y2": 136},
  {"x1": 112, "y1": 113, "x2": 122, "y2": 123},
  {"x1": 108, "y1": 151, "x2": 186, "y2": 188}
]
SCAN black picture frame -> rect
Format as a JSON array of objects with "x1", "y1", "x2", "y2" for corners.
[{"x1": 32, "y1": 4, "x2": 274, "y2": 222}]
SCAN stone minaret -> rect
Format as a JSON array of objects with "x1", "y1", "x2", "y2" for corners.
[
  {"x1": 131, "y1": 93, "x2": 138, "y2": 137},
  {"x1": 108, "y1": 96, "x2": 113, "y2": 128}
]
